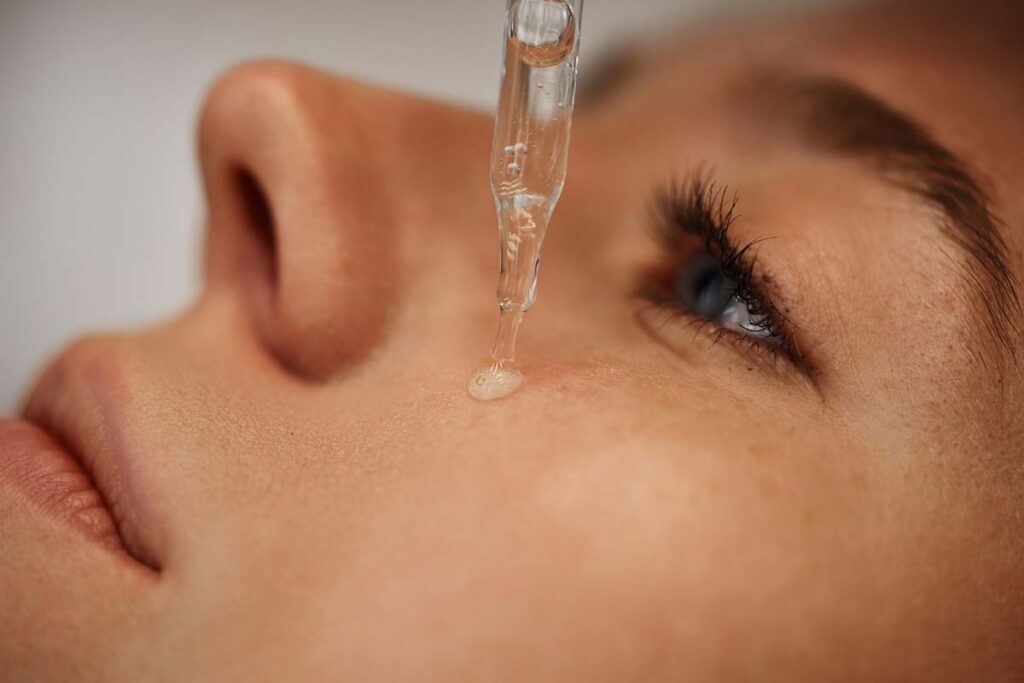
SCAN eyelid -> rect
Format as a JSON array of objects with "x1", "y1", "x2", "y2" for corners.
[{"x1": 641, "y1": 172, "x2": 816, "y2": 378}]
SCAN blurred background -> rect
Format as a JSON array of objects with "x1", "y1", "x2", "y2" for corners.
[{"x1": 0, "y1": 0, "x2": 833, "y2": 411}]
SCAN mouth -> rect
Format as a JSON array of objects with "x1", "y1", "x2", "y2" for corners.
[{"x1": 1, "y1": 341, "x2": 161, "y2": 572}]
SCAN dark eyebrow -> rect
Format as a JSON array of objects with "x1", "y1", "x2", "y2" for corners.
[{"x1": 749, "y1": 75, "x2": 1021, "y2": 364}]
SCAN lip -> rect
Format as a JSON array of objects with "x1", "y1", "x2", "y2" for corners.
[
  {"x1": 0, "y1": 418, "x2": 124, "y2": 552},
  {"x1": 4, "y1": 340, "x2": 161, "y2": 571}
]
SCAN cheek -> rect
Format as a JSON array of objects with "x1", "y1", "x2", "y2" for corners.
[
  {"x1": 297, "y1": 387, "x2": 885, "y2": 676},
  {"x1": 128, "y1": 300, "x2": 1004, "y2": 675}
]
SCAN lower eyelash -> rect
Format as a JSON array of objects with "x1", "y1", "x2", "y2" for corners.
[{"x1": 633, "y1": 288, "x2": 796, "y2": 372}]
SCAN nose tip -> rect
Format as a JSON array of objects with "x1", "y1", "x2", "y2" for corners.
[{"x1": 198, "y1": 61, "x2": 401, "y2": 379}]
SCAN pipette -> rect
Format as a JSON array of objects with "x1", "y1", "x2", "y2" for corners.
[{"x1": 469, "y1": 0, "x2": 585, "y2": 401}]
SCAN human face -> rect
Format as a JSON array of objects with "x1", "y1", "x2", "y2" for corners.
[{"x1": 3, "y1": 1, "x2": 1023, "y2": 679}]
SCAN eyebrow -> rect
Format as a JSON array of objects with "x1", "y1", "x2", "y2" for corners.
[{"x1": 748, "y1": 75, "x2": 1022, "y2": 364}]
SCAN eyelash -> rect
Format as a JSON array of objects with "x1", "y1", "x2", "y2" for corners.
[{"x1": 638, "y1": 172, "x2": 810, "y2": 374}]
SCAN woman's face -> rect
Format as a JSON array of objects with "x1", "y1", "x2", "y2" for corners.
[{"x1": 3, "y1": 1, "x2": 1023, "y2": 679}]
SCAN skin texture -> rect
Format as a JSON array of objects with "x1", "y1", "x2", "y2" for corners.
[{"x1": 2, "y1": 0, "x2": 1023, "y2": 679}]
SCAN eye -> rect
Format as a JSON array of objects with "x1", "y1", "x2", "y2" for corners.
[
  {"x1": 672, "y1": 250, "x2": 783, "y2": 345},
  {"x1": 636, "y1": 171, "x2": 814, "y2": 376}
]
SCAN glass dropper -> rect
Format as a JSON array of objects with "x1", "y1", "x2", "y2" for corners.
[{"x1": 469, "y1": 0, "x2": 585, "y2": 401}]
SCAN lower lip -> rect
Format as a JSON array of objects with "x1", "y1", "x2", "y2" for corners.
[{"x1": 0, "y1": 418, "x2": 122, "y2": 553}]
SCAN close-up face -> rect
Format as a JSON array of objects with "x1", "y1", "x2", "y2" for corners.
[{"x1": 2, "y1": 0, "x2": 1023, "y2": 679}]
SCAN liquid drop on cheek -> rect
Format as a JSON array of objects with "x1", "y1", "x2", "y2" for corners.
[{"x1": 468, "y1": 364, "x2": 524, "y2": 401}]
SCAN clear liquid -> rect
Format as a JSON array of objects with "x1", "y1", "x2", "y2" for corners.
[
  {"x1": 470, "y1": 0, "x2": 583, "y2": 401},
  {"x1": 468, "y1": 309, "x2": 526, "y2": 401}
]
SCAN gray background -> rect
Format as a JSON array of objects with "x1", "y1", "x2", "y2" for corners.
[{"x1": 0, "y1": 0, "x2": 832, "y2": 411}]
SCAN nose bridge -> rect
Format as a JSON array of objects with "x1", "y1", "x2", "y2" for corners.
[{"x1": 198, "y1": 61, "x2": 488, "y2": 379}]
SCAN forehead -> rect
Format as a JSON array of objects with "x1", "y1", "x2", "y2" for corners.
[{"x1": 597, "y1": 0, "x2": 1024, "y2": 251}]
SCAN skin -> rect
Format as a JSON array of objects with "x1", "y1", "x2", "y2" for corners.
[{"x1": 2, "y1": 0, "x2": 1022, "y2": 679}]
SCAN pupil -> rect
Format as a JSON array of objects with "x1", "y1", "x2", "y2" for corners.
[{"x1": 675, "y1": 251, "x2": 737, "y2": 318}]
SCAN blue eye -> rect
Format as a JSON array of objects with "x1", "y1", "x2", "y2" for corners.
[
  {"x1": 673, "y1": 250, "x2": 781, "y2": 344},
  {"x1": 646, "y1": 174, "x2": 808, "y2": 373}
]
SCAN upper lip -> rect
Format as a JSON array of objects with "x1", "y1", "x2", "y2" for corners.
[{"x1": 18, "y1": 339, "x2": 162, "y2": 571}]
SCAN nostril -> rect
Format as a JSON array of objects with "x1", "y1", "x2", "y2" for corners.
[
  {"x1": 234, "y1": 168, "x2": 278, "y2": 287},
  {"x1": 197, "y1": 62, "x2": 412, "y2": 380}
]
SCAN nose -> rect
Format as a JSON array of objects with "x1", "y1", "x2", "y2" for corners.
[{"x1": 197, "y1": 61, "x2": 487, "y2": 379}]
